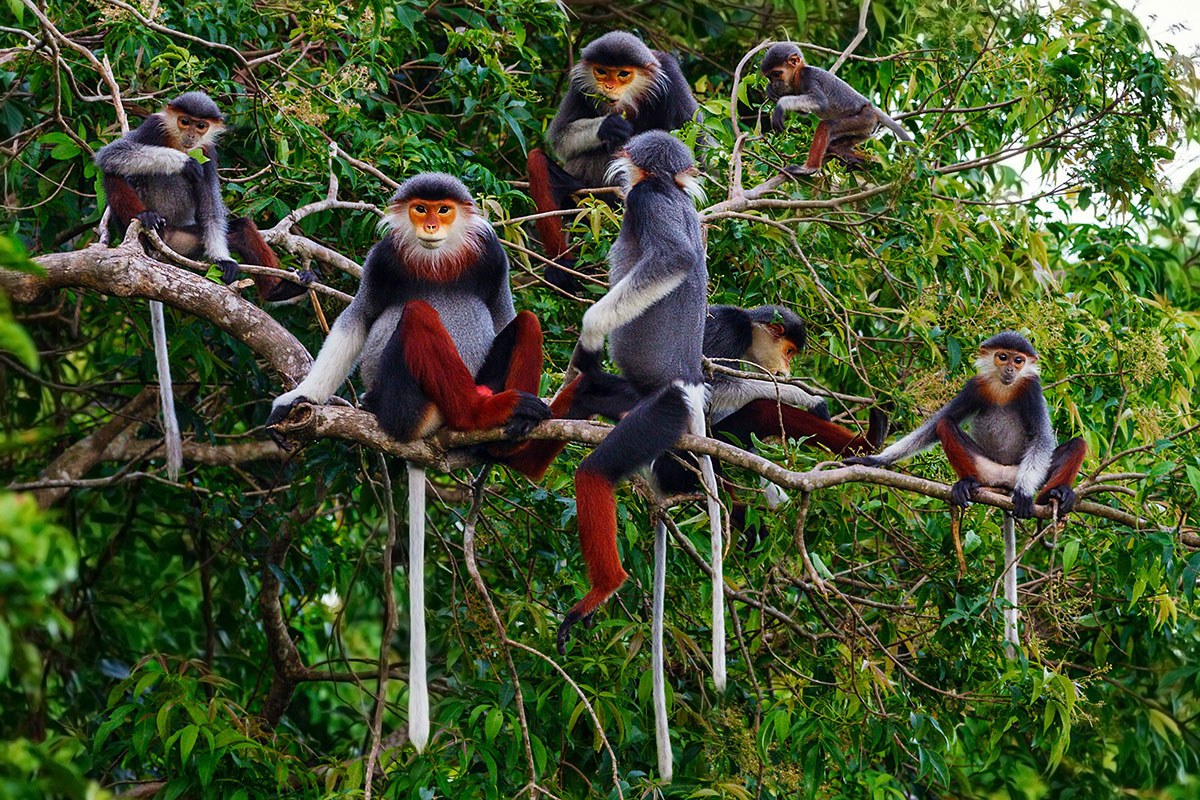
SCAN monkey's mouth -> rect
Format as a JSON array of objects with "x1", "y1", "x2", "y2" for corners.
[
  {"x1": 416, "y1": 237, "x2": 446, "y2": 250},
  {"x1": 999, "y1": 373, "x2": 1016, "y2": 385}
]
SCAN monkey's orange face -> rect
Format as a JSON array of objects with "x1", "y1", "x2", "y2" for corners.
[
  {"x1": 986, "y1": 348, "x2": 1033, "y2": 386},
  {"x1": 748, "y1": 322, "x2": 799, "y2": 376},
  {"x1": 166, "y1": 109, "x2": 222, "y2": 151},
  {"x1": 407, "y1": 199, "x2": 458, "y2": 249},
  {"x1": 591, "y1": 65, "x2": 639, "y2": 100}
]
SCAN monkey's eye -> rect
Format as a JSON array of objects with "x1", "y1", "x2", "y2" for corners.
[
  {"x1": 594, "y1": 68, "x2": 607, "y2": 76},
  {"x1": 617, "y1": 70, "x2": 631, "y2": 78},
  {"x1": 196, "y1": 121, "x2": 208, "y2": 132},
  {"x1": 179, "y1": 118, "x2": 192, "y2": 127},
  {"x1": 997, "y1": 353, "x2": 1008, "y2": 362},
  {"x1": 414, "y1": 205, "x2": 427, "y2": 214},
  {"x1": 438, "y1": 206, "x2": 451, "y2": 215},
  {"x1": 1014, "y1": 356, "x2": 1024, "y2": 365}
]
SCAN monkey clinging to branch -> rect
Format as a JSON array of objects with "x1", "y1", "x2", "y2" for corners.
[{"x1": 761, "y1": 43, "x2": 912, "y2": 175}]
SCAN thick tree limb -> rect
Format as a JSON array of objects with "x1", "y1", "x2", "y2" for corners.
[{"x1": 2, "y1": 240, "x2": 313, "y2": 385}]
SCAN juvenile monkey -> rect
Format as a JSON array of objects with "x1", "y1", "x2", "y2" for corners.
[
  {"x1": 95, "y1": 91, "x2": 315, "y2": 302},
  {"x1": 847, "y1": 331, "x2": 1086, "y2": 518},
  {"x1": 760, "y1": 43, "x2": 911, "y2": 175}
]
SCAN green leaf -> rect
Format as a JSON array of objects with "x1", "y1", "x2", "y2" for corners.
[
  {"x1": 484, "y1": 707, "x2": 503, "y2": 741},
  {"x1": 179, "y1": 725, "x2": 199, "y2": 764}
]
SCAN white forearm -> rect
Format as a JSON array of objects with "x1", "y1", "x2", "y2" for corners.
[
  {"x1": 556, "y1": 117, "x2": 606, "y2": 160},
  {"x1": 578, "y1": 271, "x2": 685, "y2": 351},
  {"x1": 274, "y1": 320, "x2": 366, "y2": 406}
]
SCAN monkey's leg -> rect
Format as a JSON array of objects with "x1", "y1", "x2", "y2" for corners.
[
  {"x1": 823, "y1": 107, "x2": 878, "y2": 168},
  {"x1": 785, "y1": 120, "x2": 833, "y2": 176},
  {"x1": 504, "y1": 370, "x2": 640, "y2": 482},
  {"x1": 227, "y1": 217, "x2": 315, "y2": 302},
  {"x1": 475, "y1": 310, "x2": 545, "y2": 395},
  {"x1": 103, "y1": 174, "x2": 153, "y2": 228},
  {"x1": 527, "y1": 148, "x2": 586, "y2": 292},
  {"x1": 558, "y1": 385, "x2": 691, "y2": 654},
  {"x1": 1035, "y1": 437, "x2": 1087, "y2": 514},
  {"x1": 366, "y1": 301, "x2": 548, "y2": 441},
  {"x1": 651, "y1": 517, "x2": 673, "y2": 782},
  {"x1": 406, "y1": 462, "x2": 430, "y2": 752},
  {"x1": 935, "y1": 418, "x2": 990, "y2": 507}
]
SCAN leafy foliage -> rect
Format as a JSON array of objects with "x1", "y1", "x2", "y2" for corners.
[{"x1": 2, "y1": 0, "x2": 1199, "y2": 798}]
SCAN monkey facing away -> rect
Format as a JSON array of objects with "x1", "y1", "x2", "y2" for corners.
[
  {"x1": 556, "y1": 130, "x2": 720, "y2": 782},
  {"x1": 847, "y1": 331, "x2": 1086, "y2": 518},
  {"x1": 266, "y1": 173, "x2": 551, "y2": 752},
  {"x1": 526, "y1": 31, "x2": 702, "y2": 290},
  {"x1": 760, "y1": 43, "x2": 911, "y2": 175},
  {"x1": 94, "y1": 91, "x2": 315, "y2": 302}
]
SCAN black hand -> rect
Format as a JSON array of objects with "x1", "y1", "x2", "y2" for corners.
[
  {"x1": 503, "y1": 392, "x2": 551, "y2": 439},
  {"x1": 569, "y1": 342, "x2": 604, "y2": 376},
  {"x1": 215, "y1": 259, "x2": 240, "y2": 284},
  {"x1": 1043, "y1": 485, "x2": 1077, "y2": 515},
  {"x1": 844, "y1": 455, "x2": 887, "y2": 468},
  {"x1": 950, "y1": 477, "x2": 980, "y2": 507},
  {"x1": 135, "y1": 210, "x2": 167, "y2": 230},
  {"x1": 597, "y1": 113, "x2": 633, "y2": 150},
  {"x1": 770, "y1": 105, "x2": 788, "y2": 133},
  {"x1": 181, "y1": 158, "x2": 204, "y2": 183},
  {"x1": 809, "y1": 399, "x2": 832, "y2": 422},
  {"x1": 296, "y1": 269, "x2": 318, "y2": 286},
  {"x1": 266, "y1": 397, "x2": 309, "y2": 450},
  {"x1": 1011, "y1": 489, "x2": 1035, "y2": 519}
]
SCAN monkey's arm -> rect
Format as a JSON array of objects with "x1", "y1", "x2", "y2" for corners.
[
  {"x1": 269, "y1": 245, "x2": 388, "y2": 418},
  {"x1": 481, "y1": 234, "x2": 518, "y2": 333},
  {"x1": 94, "y1": 119, "x2": 192, "y2": 177},
  {"x1": 709, "y1": 376, "x2": 829, "y2": 420},
  {"x1": 858, "y1": 381, "x2": 981, "y2": 466},
  {"x1": 1010, "y1": 386, "x2": 1056, "y2": 515},
  {"x1": 574, "y1": 267, "x2": 687, "y2": 354},
  {"x1": 193, "y1": 146, "x2": 234, "y2": 270},
  {"x1": 549, "y1": 92, "x2": 608, "y2": 161}
]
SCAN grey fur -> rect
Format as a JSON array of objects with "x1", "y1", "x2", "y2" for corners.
[
  {"x1": 581, "y1": 31, "x2": 656, "y2": 67},
  {"x1": 580, "y1": 132, "x2": 706, "y2": 390}
]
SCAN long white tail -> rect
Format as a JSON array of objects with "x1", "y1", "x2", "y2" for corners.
[
  {"x1": 407, "y1": 463, "x2": 429, "y2": 751},
  {"x1": 680, "y1": 383, "x2": 726, "y2": 692},
  {"x1": 149, "y1": 301, "x2": 182, "y2": 480},
  {"x1": 652, "y1": 519, "x2": 673, "y2": 782},
  {"x1": 1002, "y1": 513, "x2": 1019, "y2": 657}
]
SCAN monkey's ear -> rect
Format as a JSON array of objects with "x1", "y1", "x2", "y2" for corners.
[
  {"x1": 767, "y1": 322, "x2": 787, "y2": 338},
  {"x1": 786, "y1": 54, "x2": 803, "y2": 66}
]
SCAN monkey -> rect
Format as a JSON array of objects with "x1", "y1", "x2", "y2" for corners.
[
  {"x1": 507, "y1": 303, "x2": 888, "y2": 500},
  {"x1": 845, "y1": 332, "x2": 1086, "y2": 649},
  {"x1": 760, "y1": 43, "x2": 911, "y2": 176},
  {"x1": 653, "y1": 304, "x2": 890, "y2": 544},
  {"x1": 265, "y1": 173, "x2": 551, "y2": 752},
  {"x1": 94, "y1": 91, "x2": 316, "y2": 302},
  {"x1": 548, "y1": 130, "x2": 719, "y2": 783},
  {"x1": 526, "y1": 31, "x2": 702, "y2": 291}
]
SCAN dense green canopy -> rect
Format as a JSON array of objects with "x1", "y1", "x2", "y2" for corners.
[{"x1": 2, "y1": 0, "x2": 1199, "y2": 798}]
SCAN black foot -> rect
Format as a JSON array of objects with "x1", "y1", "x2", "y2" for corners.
[
  {"x1": 867, "y1": 405, "x2": 892, "y2": 451},
  {"x1": 503, "y1": 392, "x2": 551, "y2": 438},
  {"x1": 556, "y1": 608, "x2": 594, "y2": 655},
  {"x1": 845, "y1": 455, "x2": 887, "y2": 468},
  {"x1": 950, "y1": 477, "x2": 980, "y2": 508},
  {"x1": 134, "y1": 210, "x2": 167, "y2": 231},
  {"x1": 568, "y1": 343, "x2": 604, "y2": 377},
  {"x1": 783, "y1": 164, "x2": 820, "y2": 177},
  {"x1": 1042, "y1": 485, "x2": 1077, "y2": 515},
  {"x1": 1011, "y1": 489, "x2": 1035, "y2": 519},
  {"x1": 266, "y1": 396, "x2": 310, "y2": 450},
  {"x1": 810, "y1": 399, "x2": 832, "y2": 421},
  {"x1": 216, "y1": 259, "x2": 240, "y2": 284},
  {"x1": 296, "y1": 269, "x2": 318, "y2": 287}
]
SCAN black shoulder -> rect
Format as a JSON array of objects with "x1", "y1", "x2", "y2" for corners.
[
  {"x1": 480, "y1": 227, "x2": 509, "y2": 280},
  {"x1": 942, "y1": 377, "x2": 985, "y2": 420},
  {"x1": 1013, "y1": 377, "x2": 1049, "y2": 420},
  {"x1": 362, "y1": 239, "x2": 402, "y2": 294},
  {"x1": 625, "y1": 177, "x2": 685, "y2": 237},
  {"x1": 650, "y1": 51, "x2": 699, "y2": 128},
  {"x1": 703, "y1": 305, "x2": 754, "y2": 359},
  {"x1": 128, "y1": 114, "x2": 171, "y2": 145},
  {"x1": 555, "y1": 87, "x2": 602, "y2": 125}
]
